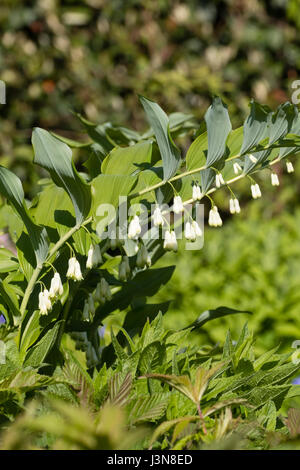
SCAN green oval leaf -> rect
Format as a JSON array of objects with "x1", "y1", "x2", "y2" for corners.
[{"x1": 32, "y1": 128, "x2": 91, "y2": 224}]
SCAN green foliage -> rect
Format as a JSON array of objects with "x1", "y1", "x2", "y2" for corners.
[
  {"x1": 156, "y1": 204, "x2": 300, "y2": 353},
  {"x1": 0, "y1": 95, "x2": 299, "y2": 449},
  {"x1": 1, "y1": 315, "x2": 300, "y2": 450}
]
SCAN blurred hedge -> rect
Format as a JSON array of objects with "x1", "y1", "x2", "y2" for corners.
[{"x1": 1, "y1": 0, "x2": 300, "y2": 168}]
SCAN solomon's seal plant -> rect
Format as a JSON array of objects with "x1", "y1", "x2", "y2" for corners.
[
  {"x1": 0, "y1": 96, "x2": 300, "y2": 363},
  {"x1": 0, "y1": 96, "x2": 300, "y2": 449}
]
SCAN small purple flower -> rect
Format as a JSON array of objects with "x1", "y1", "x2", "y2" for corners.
[
  {"x1": 292, "y1": 376, "x2": 300, "y2": 385},
  {"x1": 98, "y1": 325, "x2": 106, "y2": 339},
  {"x1": 0, "y1": 314, "x2": 5, "y2": 325}
]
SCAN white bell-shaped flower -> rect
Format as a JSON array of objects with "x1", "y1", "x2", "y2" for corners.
[
  {"x1": 286, "y1": 161, "x2": 294, "y2": 173},
  {"x1": 271, "y1": 173, "x2": 280, "y2": 186},
  {"x1": 163, "y1": 230, "x2": 178, "y2": 251},
  {"x1": 192, "y1": 184, "x2": 202, "y2": 201},
  {"x1": 173, "y1": 195, "x2": 184, "y2": 214},
  {"x1": 251, "y1": 183, "x2": 262, "y2": 199},
  {"x1": 39, "y1": 290, "x2": 52, "y2": 315},
  {"x1": 49, "y1": 272, "x2": 63, "y2": 299},
  {"x1": 86, "y1": 244, "x2": 102, "y2": 269},
  {"x1": 153, "y1": 206, "x2": 164, "y2": 227},
  {"x1": 229, "y1": 198, "x2": 241, "y2": 215},
  {"x1": 234, "y1": 198, "x2": 241, "y2": 214},
  {"x1": 184, "y1": 222, "x2": 196, "y2": 241},
  {"x1": 208, "y1": 206, "x2": 222, "y2": 227},
  {"x1": 192, "y1": 220, "x2": 203, "y2": 237},
  {"x1": 128, "y1": 215, "x2": 141, "y2": 239},
  {"x1": 38, "y1": 291, "x2": 48, "y2": 315},
  {"x1": 215, "y1": 174, "x2": 225, "y2": 188},
  {"x1": 43, "y1": 289, "x2": 52, "y2": 310},
  {"x1": 229, "y1": 198, "x2": 235, "y2": 214},
  {"x1": 67, "y1": 257, "x2": 83, "y2": 281}
]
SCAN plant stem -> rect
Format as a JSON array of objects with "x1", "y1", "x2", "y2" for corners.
[
  {"x1": 130, "y1": 144, "x2": 277, "y2": 200},
  {"x1": 20, "y1": 216, "x2": 92, "y2": 317},
  {"x1": 197, "y1": 402, "x2": 207, "y2": 435},
  {"x1": 20, "y1": 263, "x2": 42, "y2": 316}
]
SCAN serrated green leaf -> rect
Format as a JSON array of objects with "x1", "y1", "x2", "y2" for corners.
[
  {"x1": 128, "y1": 393, "x2": 169, "y2": 424},
  {"x1": 23, "y1": 321, "x2": 62, "y2": 368}
]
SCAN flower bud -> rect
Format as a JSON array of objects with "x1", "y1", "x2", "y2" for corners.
[
  {"x1": 119, "y1": 260, "x2": 128, "y2": 281},
  {"x1": 287, "y1": 161, "x2": 294, "y2": 173},
  {"x1": 271, "y1": 173, "x2": 280, "y2": 186},
  {"x1": 233, "y1": 162, "x2": 242, "y2": 174},
  {"x1": 100, "y1": 278, "x2": 112, "y2": 301},
  {"x1": 136, "y1": 244, "x2": 150, "y2": 268}
]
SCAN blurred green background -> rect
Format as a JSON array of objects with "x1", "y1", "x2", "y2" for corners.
[{"x1": 1, "y1": 0, "x2": 300, "y2": 351}]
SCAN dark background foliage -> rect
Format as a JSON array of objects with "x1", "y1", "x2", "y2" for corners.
[{"x1": 1, "y1": 0, "x2": 300, "y2": 164}]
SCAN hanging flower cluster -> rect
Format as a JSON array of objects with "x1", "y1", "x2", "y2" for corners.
[
  {"x1": 39, "y1": 272, "x2": 64, "y2": 315},
  {"x1": 38, "y1": 289, "x2": 52, "y2": 315},
  {"x1": 215, "y1": 173, "x2": 225, "y2": 188},
  {"x1": 251, "y1": 183, "x2": 262, "y2": 199},
  {"x1": 229, "y1": 198, "x2": 241, "y2": 214},
  {"x1": 192, "y1": 184, "x2": 202, "y2": 201},
  {"x1": 184, "y1": 221, "x2": 202, "y2": 241},
  {"x1": 208, "y1": 206, "x2": 223, "y2": 227}
]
